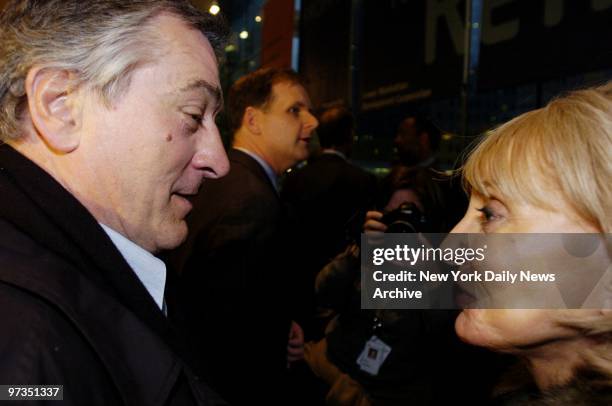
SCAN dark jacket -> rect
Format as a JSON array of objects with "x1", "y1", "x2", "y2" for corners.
[
  {"x1": 0, "y1": 144, "x2": 225, "y2": 406},
  {"x1": 168, "y1": 148, "x2": 291, "y2": 405}
]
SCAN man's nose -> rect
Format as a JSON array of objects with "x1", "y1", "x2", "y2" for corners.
[
  {"x1": 303, "y1": 110, "x2": 319, "y2": 132},
  {"x1": 393, "y1": 134, "x2": 402, "y2": 146},
  {"x1": 192, "y1": 126, "x2": 230, "y2": 179}
]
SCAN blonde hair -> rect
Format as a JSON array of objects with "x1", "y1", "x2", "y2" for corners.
[
  {"x1": 0, "y1": 0, "x2": 227, "y2": 141},
  {"x1": 463, "y1": 82, "x2": 612, "y2": 232}
]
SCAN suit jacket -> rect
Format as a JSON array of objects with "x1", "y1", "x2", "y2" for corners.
[
  {"x1": 169, "y1": 148, "x2": 291, "y2": 405},
  {"x1": 0, "y1": 144, "x2": 225, "y2": 406}
]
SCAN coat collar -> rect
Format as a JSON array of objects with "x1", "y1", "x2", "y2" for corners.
[
  {"x1": 229, "y1": 148, "x2": 279, "y2": 197},
  {"x1": 0, "y1": 144, "x2": 170, "y2": 333},
  {"x1": 0, "y1": 234, "x2": 182, "y2": 406}
]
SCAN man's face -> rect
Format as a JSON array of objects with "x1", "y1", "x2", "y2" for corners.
[
  {"x1": 77, "y1": 14, "x2": 229, "y2": 252},
  {"x1": 394, "y1": 117, "x2": 424, "y2": 165},
  {"x1": 257, "y1": 81, "x2": 318, "y2": 173}
]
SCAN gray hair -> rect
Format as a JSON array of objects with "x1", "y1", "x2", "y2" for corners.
[{"x1": 0, "y1": 0, "x2": 228, "y2": 141}]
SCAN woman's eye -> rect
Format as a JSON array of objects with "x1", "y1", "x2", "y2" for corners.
[
  {"x1": 477, "y1": 206, "x2": 496, "y2": 222},
  {"x1": 476, "y1": 202, "x2": 506, "y2": 230},
  {"x1": 288, "y1": 106, "x2": 300, "y2": 115}
]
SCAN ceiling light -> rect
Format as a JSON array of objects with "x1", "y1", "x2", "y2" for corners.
[{"x1": 209, "y1": 3, "x2": 220, "y2": 15}]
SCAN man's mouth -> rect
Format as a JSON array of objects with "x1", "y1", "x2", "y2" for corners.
[
  {"x1": 172, "y1": 191, "x2": 198, "y2": 209},
  {"x1": 173, "y1": 182, "x2": 203, "y2": 199}
]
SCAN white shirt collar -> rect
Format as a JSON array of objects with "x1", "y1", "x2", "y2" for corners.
[
  {"x1": 321, "y1": 148, "x2": 348, "y2": 161},
  {"x1": 99, "y1": 223, "x2": 167, "y2": 312}
]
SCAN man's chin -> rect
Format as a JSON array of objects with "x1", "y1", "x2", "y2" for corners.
[
  {"x1": 295, "y1": 147, "x2": 310, "y2": 162},
  {"x1": 154, "y1": 222, "x2": 188, "y2": 252}
]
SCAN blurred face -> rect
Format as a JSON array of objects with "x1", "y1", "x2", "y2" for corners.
[
  {"x1": 385, "y1": 188, "x2": 423, "y2": 212},
  {"x1": 451, "y1": 189, "x2": 600, "y2": 352},
  {"x1": 76, "y1": 14, "x2": 229, "y2": 252},
  {"x1": 394, "y1": 117, "x2": 424, "y2": 165},
  {"x1": 257, "y1": 81, "x2": 318, "y2": 173}
]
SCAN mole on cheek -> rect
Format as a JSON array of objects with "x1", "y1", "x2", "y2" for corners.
[{"x1": 166, "y1": 134, "x2": 173, "y2": 142}]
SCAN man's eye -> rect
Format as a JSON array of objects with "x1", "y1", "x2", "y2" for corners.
[
  {"x1": 182, "y1": 112, "x2": 204, "y2": 132},
  {"x1": 288, "y1": 106, "x2": 300, "y2": 115},
  {"x1": 188, "y1": 113, "x2": 203, "y2": 124}
]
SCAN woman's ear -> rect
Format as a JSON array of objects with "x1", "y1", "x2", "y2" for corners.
[{"x1": 25, "y1": 67, "x2": 81, "y2": 153}]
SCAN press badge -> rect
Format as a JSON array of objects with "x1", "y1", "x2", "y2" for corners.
[{"x1": 356, "y1": 335, "x2": 392, "y2": 375}]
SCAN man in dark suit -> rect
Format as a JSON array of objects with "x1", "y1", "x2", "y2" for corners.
[
  {"x1": 171, "y1": 68, "x2": 319, "y2": 404},
  {"x1": 281, "y1": 107, "x2": 377, "y2": 338},
  {"x1": 0, "y1": 1, "x2": 230, "y2": 404}
]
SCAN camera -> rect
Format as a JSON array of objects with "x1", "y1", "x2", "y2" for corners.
[{"x1": 381, "y1": 202, "x2": 428, "y2": 233}]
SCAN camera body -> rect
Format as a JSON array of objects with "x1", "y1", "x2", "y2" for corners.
[{"x1": 381, "y1": 202, "x2": 428, "y2": 233}]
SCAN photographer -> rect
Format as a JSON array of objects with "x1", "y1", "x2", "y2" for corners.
[
  {"x1": 365, "y1": 165, "x2": 448, "y2": 235},
  {"x1": 303, "y1": 166, "x2": 481, "y2": 405}
]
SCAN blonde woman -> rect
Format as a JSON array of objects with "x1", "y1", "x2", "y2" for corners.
[{"x1": 452, "y1": 83, "x2": 611, "y2": 403}]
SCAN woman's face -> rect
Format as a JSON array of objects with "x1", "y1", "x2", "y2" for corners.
[{"x1": 451, "y1": 190, "x2": 600, "y2": 352}]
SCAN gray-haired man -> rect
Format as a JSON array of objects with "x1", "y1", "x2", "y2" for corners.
[{"x1": 0, "y1": 1, "x2": 229, "y2": 404}]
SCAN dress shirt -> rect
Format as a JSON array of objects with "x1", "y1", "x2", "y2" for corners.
[{"x1": 99, "y1": 223, "x2": 167, "y2": 313}]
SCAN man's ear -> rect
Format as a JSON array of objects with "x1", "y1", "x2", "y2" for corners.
[
  {"x1": 243, "y1": 106, "x2": 262, "y2": 135},
  {"x1": 25, "y1": 67, "x2": 81, "y2": 153}
]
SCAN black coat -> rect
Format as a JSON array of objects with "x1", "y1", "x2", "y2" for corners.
[
  {"x1": 168, "y1": 148, "x2": 292, "y2": 405},
  {"x1": 0, "y1": 144, "x2": 225, "y2": 406}
]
